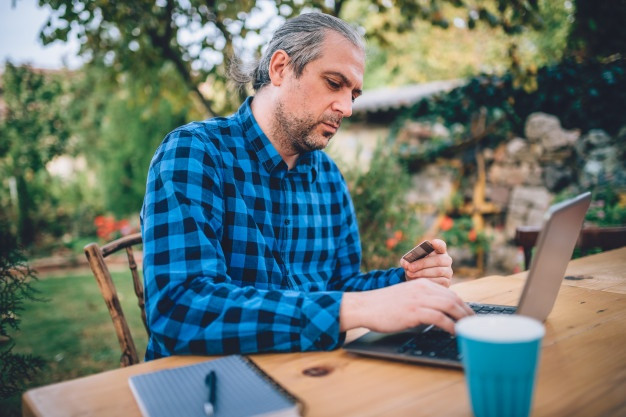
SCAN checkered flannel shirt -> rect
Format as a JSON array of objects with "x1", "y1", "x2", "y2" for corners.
[{"x1": 140, "y1": 97, "x2": 405, "y2": 359}]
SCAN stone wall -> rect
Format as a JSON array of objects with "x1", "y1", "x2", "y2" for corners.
[{"x1": 404, "y1": 112, "x2": 626, "y2": 274}]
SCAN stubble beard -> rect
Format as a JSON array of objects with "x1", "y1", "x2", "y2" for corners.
[{"x1": 273, "y1": 101, "x2": 341, "y2": 154}]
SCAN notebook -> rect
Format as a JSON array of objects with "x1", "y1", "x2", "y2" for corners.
[
  {"x1": 129, "y1": 355, "x2": 304, "y2": 417},
  {"x1": 343, "y1": 191, "x2": 592, "y2": 368}
]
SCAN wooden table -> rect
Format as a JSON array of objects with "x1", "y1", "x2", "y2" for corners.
[{"x1": 23, "y1": 247, "x2": 626, "y2": 417}]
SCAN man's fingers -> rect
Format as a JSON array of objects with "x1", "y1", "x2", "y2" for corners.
[
  {"x1": 457, "y1": 298, "x2": 475, "y2": 317},
  {"x1": 424, "y1": 277, "x2": 450, "y2": 288},
  {"x1": 406, "y1": 266, "x2": 453, "y2": 280},
  {"x1": 402, "y1": 252, "x2": 452, "y2": 273},
  {"x1": 408, "y1": 284, "x2": 470, "y2": 320},
  {"x1": 430, "y1": 238, "x2": 447, "y2": 254},
  {"x1": 415, "y1": 308, "x2": 456, "y2": 334},
  {"x1": 354, "y1": 279, "x2": 473, "y2": 334}
]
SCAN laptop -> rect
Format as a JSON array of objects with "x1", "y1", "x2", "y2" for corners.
[{"x1": 343, "y1": 191, "x2": 592, "y2": 368}]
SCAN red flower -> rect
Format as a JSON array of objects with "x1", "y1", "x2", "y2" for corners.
[
  {"x1": 386, "y1": 237, "x2": 398, "y2": 250},
  {"x1": 440, "y1": 216, "x2": 454, "y2": 231},
  {"x1": 94, "y1": 215, "x2": 135, "y2": 240},
  {"x1": 468, "y1": 229, "x2": 477, "y2": 242},
  {"x1": 94, "y1": 215, "x2": 117, "y2": 240}
]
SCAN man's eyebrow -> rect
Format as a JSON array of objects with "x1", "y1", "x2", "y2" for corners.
[{"x1": 325, "y1": 71, "x2": 362, "y2": 96}]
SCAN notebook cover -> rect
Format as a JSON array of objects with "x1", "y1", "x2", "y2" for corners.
[{"x1": 128, "y1": 355, "x2": 304, "y2": 417}]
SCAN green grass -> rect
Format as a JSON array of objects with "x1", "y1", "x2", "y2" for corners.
[{"x1": 0, "y1": 269, "x2": 148, "y2": 416}]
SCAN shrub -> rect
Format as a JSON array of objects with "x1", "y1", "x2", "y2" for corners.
[
  {"x1": 393, "y1": 57, "x2": 626, "y2": 168},
  {"x1": 334, "y1": 142, "x2": 422, "y2": 271},
  {"x1": 0, "y1": 222, "x2": 45, "y2": 399}
]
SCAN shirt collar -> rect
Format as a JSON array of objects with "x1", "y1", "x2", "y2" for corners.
[{"x1": 237, "y1": 97, "x2": 318, "y2": 182}]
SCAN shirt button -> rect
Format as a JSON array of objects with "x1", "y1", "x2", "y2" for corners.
[{"x1": 284, "y1": 219, "x2": 290, "y2": 225}]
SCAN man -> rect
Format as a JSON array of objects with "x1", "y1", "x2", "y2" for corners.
[{"x1": 141, "y1": 12, "x2": 473, "y2": 360}]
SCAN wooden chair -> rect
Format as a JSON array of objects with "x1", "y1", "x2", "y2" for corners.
[
  {"x1": 84, "y1": 232, "x2": 148, "y2": 367},
  {"x1": 515, "y1": 225, "x2": 626, "y2": 270}
]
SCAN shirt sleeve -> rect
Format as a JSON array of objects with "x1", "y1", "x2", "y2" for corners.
[
  {"x1": 327, "y1": 175, "x2": 406, "y2": 292},
  {"x1": 141, "y1": 129, "x2": 344, "y2": 358}
]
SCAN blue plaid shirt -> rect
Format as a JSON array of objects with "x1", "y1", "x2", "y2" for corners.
[{"x1": 141, "y1": 97, "x2": 405, "y2": 359}]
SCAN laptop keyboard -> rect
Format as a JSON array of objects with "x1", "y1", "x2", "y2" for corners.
[
  {"x1": 467, "y1": 303, "x2": 517, "y2": 315},
  {"x1": 397, "y1": 303, "x2": 517, "y2": 361}
]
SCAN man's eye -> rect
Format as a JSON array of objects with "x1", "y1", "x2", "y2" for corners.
[{"x1": 327, "y1": 79, "x2": 340, "y2": 90}]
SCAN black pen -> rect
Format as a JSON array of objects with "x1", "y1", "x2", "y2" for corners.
[{"x1": 204, "y1": 370, "x2": 217, "y2": 417}]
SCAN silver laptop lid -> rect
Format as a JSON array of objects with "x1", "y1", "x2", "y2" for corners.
[{"x1": 516, "y1": 191, "x2": 592, "y2": 321}]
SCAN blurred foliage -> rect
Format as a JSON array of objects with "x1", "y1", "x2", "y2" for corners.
[
  {"x1": 37, "y1": 0, "x2": 309, "y2": 115},
  {"x1": 556, "y1": 186, "x2": 626, "y2": 227},
  {"x1": 0, "y1": 222, "x2": 45, "y2": 400},
  {"x1": 2, "y1": 0, "x2": 623, "y2": 255},
  {"x1": 438, "y1": 215, "x2": 490, "y2": 255},
  {"x1": 0, "y1": 63, "x2": 72, "y2": 246},
  {"x1": 37, "y1": 0, "x2": 549, "y2": 116},
  {"x1": 586, "y1": 187, "x2": 626, "y2": 227},
  {"x1": 393, "y1": 57, "x2": 626, "y2": 169},
  {"x1": 346, "y1": 0, "x2": 572, "y2": 88},
  {"x1": 344, "y1": 0, "x2": 544, "y2": 41},
  {"x1": 567, "y1": 0, "x2": 626, "y2": 60},
  {"x1": 335, "y1": 142, "x2": 422, "y2": 271},
  {"x1": 67, "y1": 63, "x2": 192, "y2": 217}
]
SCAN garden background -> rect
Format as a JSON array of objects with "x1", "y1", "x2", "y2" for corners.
[{"x1": 1, "y1": 1, "x2": 625, "y2": 416}]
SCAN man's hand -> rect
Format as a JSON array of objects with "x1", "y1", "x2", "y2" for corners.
[
  {"x1": 340, "y1": 279, "x2": 473, "y2": 334},
  {"x1": 400, "y1": 239, "x2": 452, "y2": 287}
]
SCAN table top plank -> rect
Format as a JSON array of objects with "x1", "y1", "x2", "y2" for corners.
[
  {"x1": 22, "y1": 355, "x2": 204, "y2": 417},
  {"x1": 563, "y1": 247, "x2": 626, "y2": 291},
  {"x1": 536, "y1": 316, "x2": 626, "y2": 416},
  {"x1": 22, "y1": 247, "x2": 626, "y2": 417},
  {"x1": 506, "y1": 247, "x2": 626, "y2": 294}
]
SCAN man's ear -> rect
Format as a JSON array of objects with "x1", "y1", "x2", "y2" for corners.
[{"x1": 268, "y1": 50, "x2": 290, "y2": 86}]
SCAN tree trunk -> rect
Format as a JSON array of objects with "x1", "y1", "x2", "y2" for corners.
[{"x1": 15, "y1": 175, "x2": 35, "y2": 247}]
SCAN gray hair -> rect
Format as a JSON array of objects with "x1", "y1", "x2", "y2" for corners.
[{"x1": 229, "y1": 12, "x2": 365, "y2": 92}]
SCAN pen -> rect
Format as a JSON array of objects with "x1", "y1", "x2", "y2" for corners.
[{"x1": 204, "y1": 370, "x2": 217, "y2": 417}]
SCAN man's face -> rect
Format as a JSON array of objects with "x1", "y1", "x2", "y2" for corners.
[{"x1": 273, "y1": 31, "x2": 365, "y2": 154}]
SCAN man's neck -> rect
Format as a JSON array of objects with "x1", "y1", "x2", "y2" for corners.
[{"x1": 250, "y1": 93, "x2": 299, "y2": 170}]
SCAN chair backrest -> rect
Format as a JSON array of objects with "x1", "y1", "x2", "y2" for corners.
[
  {"x1": 515, "y1": 225, "x2": 626, "y2": 270},
  {"x1": 84, "y1": 232, "x2": 148, "y2": 367}
]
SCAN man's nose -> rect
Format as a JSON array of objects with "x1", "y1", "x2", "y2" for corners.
[{"x1": 332, "y1": 93, "x2": 353, "y2": 118}]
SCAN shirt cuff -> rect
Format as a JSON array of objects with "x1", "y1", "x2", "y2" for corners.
[
  {"x1": 390, "y1": 267, "x2": 406, "y2": 284},
  {"x1": 299, "y1": 291, "x2": 343, "y2": 351}
]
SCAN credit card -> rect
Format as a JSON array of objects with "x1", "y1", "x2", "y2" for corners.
[{"x1": 401, "y1": 240, "x2": 435, "y2": 263}]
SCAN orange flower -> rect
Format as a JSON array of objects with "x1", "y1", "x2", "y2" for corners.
[
  {"x1": 94, "y1": 216, "x2": 107, "y2": 226},
  {"x1": 94, "y1": 216, "x2": 117, "y2": 239},
  {"x1": 386, "y1": 237, "x2": 398, "y2": 250},
  {"x1": 394, "y1": 230, "x2": 404, "y2": 240},
  {"x1": 440, "y1": 216, "x2": 454, "y2": 231},
  {"x1": 468, "y1": 229, "x2": 477, "y2": 242}
]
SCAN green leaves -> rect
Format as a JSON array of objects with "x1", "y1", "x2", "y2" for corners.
[
  {"x1": 393, "y1": 57, "x2": 626, "y2": 169},
  {"x1": 336, "y1": 142, "x2": 422, "y2": 271},
  {"x1": 0, "y1": 64, "x2": 72, "y2": 245},
  {"x1": 0, "y1": 223, "x2": 45, "y2": 400}
]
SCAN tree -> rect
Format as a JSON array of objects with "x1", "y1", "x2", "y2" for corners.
[
  {"x1": 0, "y1": 63, "x2": 71, "y2": 246},
  {"x1": 346, "y1": 0, "x2": 571, "y2": 89},
  {"x1": 67, "y1": 63, "x2": 192, "y2": 217},
  {"x1": 35, "y1": 0, "x2": 545, "y2": 116},
  {"x1": 37, "y1": 0, "x2": 313, "y2": 116}
]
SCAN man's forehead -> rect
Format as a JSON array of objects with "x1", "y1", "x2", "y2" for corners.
[
  {"x1": 320, "y1": 30, "x2": 365, "y2": 58},
  {"x1": 316, "y1": 32, "x2": 365, "y2": 85}
]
